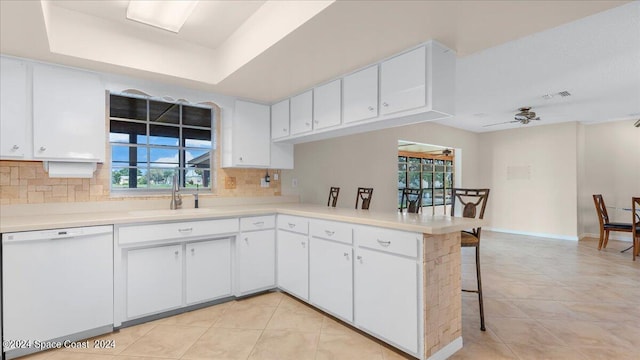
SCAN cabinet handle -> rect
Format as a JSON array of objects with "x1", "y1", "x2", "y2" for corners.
[
  {"x1": 239, "y1": 156, "x2": 243, "y2": 161},
  {"x1": 344, "y1": 252, "x2": 350, "y2": 259},
  {"x1": 288, "y1": 223, "x2": 296, "y2": 228},
  {"x1": 39, "y1": 146, "x2": 47, "y2": 152},
  {"x1": 174, "y1": 250, "x2": 179, "y2": 256},
  {"x1": 305, "y1": 122, "x2": 310, "y2": 126},
  {"x1": 283, "y1": 128, "x2": 287, "y2": 132},
  {"x1": 253, "y1": 221, "x2": 264, "y2": 227},
  {"x1": 383, "y1": 102, "x2": 389, "y2": 107},
  {"x1": 301, "y1": 241, "x2": 306, "y2": 248},
  {"x1": 314, "y1": 120, "x2": 319, "y2": 124},
  {"x1": 368, "y1": 106, "x2": 374, "y2": 111},
  {"x1": 377, "y1": 239, "x2": 391, "y2": 247},
  {"x1": 244, "y1": 237, "x2": 249, "y2": 242},
  {"x1": 178, "y1": 228, "x2": 193, "y2": 233},
  {"x1": 325, "y1": 230, "x2": 335, "y2": 237},
  {"x1": 12, "y1": 145, "x2": 19, "y2": 150},
  {"x1": 191, "y1": 248, "x2": 195, "y2": 253},
  {"x1": 356, "y1": 255, "x2": 363, "y2": 263}
]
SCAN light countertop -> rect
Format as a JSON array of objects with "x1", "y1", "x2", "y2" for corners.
[{"x1": 0, "y1": 203, "x2": 483, "y2": 234}]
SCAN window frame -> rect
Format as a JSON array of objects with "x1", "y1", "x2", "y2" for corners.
[
  {"x1": 398, "y1": 151, "x2": 454, "y2": 210},
  {"x1": 108, "y1": 92, "x2": 216, "y2": 193}
]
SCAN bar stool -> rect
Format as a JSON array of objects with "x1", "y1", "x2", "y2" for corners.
[
  {"x1": 400, "y1": 188, "x2": 423, "y2": 213},
  {"x1": 356, "y1": 187, "x2": 373, "y2": 210},
  {"x1": 327, "y1": 187, "x2": 340, "y2": 207},
  {"x1": 451, "y1": 188, "x2": 490, "y2": 331},
  {"x1": 632, "y1": 197, "x2": 640, "y2": 261}
]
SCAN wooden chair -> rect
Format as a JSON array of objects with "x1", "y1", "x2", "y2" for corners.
[
  {"x1": 592, "y1": 195, "x2": 632, "y2": 250},
  {"x1": 400, "y1": 188, "x2": 423, "y2": 214},
  {"x1": 632, "y1": 197, "x2": 640, "y2": 261},
  {"x1": 355, "y1": 187, "x2": 373, "y2": 210},
  {"x1": 327, "y1": 187, "x2": 340, "y2": 207},
  {"x1": 451, "y1": 188, "x2": 490, "y2": 331}
]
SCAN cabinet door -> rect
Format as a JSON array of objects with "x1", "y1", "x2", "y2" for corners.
[
  {"x1": 380, "y1": 47, "x2": 426, "y2": 115},
  {"x1": 127, "y1": 245, "x2": 182, "y2": 318},
  {"x1": 271, "y1": 99, "x2": 290, "y2": 139},
  {"x1": 277, "y1": 230, "x2": 309, "y2": 300},
  {"x1": 233, "y1": 100, "x2": 270, "y2": 167},
  {"x1": 32, "y1": 64, "x2": 105, "y2": 162},
  {"x1": 186, "y1": 239, "x2": 232, "y2": 304},
  {"x1": 237, "y1": 229, "x2": 276, "y2": 295},
  {"x1": 310, "y1": 238, "x2": 353, "y2": 321},
  {"x1": 0, "y1": 57, "x2": 28, "y2": 159},
  {"x1": 343, "y1": 65, "x2": 378, "y2": 123},
  {"x1": 354, "y1": 247, "x2": 418, "y2": 353},
  {"x1": 313, "y1": 79, "x2": 341, "y2": 130},
  {"x1": 290, "y1": 90, "x2": 313, "y2": 135}
]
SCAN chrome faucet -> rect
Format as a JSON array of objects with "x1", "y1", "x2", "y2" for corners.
[{"x1": 170, "y1": 174, "x2": 182, "y2": 210}]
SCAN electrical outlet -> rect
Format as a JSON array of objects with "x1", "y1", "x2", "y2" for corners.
[
  {"x1": 273, "y1": 173, "x2": 279, "y2": 181},
  {"x1": 224, "y1": 177, "x2": 236, "y2": 189},
  {"x1": 260, "y1": 178, "x2": 269, "y2": 188}
]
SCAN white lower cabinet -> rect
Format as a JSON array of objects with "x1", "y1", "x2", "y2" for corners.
[
  {"x1": 309, "y1": 237, "x2": 353, "y2": 321},
  {"x1": 354, "y1": 247, "x2": 419, "y2": 354},
  {"x1": 277, "y1": 230, "x2": 309, "y2": 300},
  {"x1": 237, "y1": 229, "x2": 276, "y2": 295},
  {"x1": 186, "y1": 239, "x2": 232, "y2": 304},
  {"x1": 127, "y1": 244, "x2": 183, "y2": 319}
]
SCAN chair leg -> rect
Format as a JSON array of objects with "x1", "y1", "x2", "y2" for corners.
[
  {"x1": 603, "y1": 230, "x2": 610, "y2": 249},
  {"x1": 475, "y1": 245, "x2": 485, "y2": 331},
  {"x1": 597, "y1": 228, "x2": 604, "y2": 250}
]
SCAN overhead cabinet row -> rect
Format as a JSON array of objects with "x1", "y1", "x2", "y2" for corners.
[
  {"x1": 270, "y1": 41, "x2": 455, "y2": 143},
  {"x1": 0, "y1": 57, "x2": 106, "y2": 162}
]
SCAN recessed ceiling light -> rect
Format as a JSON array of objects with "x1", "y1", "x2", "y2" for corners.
[{"x1": 126, "y1": 0, "x2": 198, "y2": 33}]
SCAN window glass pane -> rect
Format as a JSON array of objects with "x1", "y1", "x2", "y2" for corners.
[
  {"x1": 110, "y1": 121, "x2": 147, "y2": 144},
  {"x1": 398, "y1": 190, "x2": 403, "y2": 209},
  {"x1": 148, "y1": 168, "x2": 176, "y2": 189},
  {"x1": 184, "y1": 128, "x2": 212, "y2": 148},
  {"x1": 184, "y1": 167, "x2": 211, "y2": 188},
  {"x1": 398, "y1": 156, "x2": 407, "y2": 162},
  {"x1": 110, "y1": 95, "x2": 146, "y2": 121},
  {"x1": 408, "y1": 172, "x2": 421, "y2": 188},
  {"x1": 422, "y1": 190, "x2": 433, "y2": 206},
  {"x1": 445, "y1": 173, "x2": 453, "y2": 188},
  {"x1": 445, "y1": 189, "x2": 452, "y2": 205},
  {"x1": 183, "y1": 106, "x2": 212, "y2": 127},
  {"x1": 408, "y1": 157, "x2": 420, "y2": 165},
  {"x1": 149, "y1": 101, "x2": 179, "y2": 124},
  {"x1": 149, "y1": 125, "x2": 179, "y2": 146},
  {"x1": 434, "y1": 172, "x2": 444, "y2": 188},
  {"x1": 422, "y1": 164, "x2": 433, "y2": 172},
  {"x1": 150, "y1": 148, "x2": 179, "y2": 167},
  {"x1": 434, "y1": 189, "x2": 445, "y2": 205},
  {"x1": 422, "y1": 173, "x2": 432, "y2": 189},
  {"x1": 398, "y1": 163, "x2": 406, "y2": 171},
  {"x1": 398, "y1": 171, "x2": 406, "y2": 188},
  {"x1": 435, "y1": 160, "x2": 445, "y2": 165},
  {"x1": 422, "y1": 158, "x2": 433, "y2": 164},
  {"x1": 185, "y1": 149, "x2": 210, "y2": 167},
  {"x1": 111, "y1": 145, "x2": 146, "y2": 165},
  {"x1": 111, "y1": 167, "x2": 147, "y2": 189}
]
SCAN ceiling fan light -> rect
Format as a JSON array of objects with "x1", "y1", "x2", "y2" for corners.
[{"x1": 126, "y1": 0, "x2": 198, "y2": 33}]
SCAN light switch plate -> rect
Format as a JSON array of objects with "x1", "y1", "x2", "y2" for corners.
[{"x1": 224, "y1": 177, "x2": 236, "y2": 189}]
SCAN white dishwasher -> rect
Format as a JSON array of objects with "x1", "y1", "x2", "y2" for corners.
[{"x1": 2, "y1": 225, "x2": 113, "y2": 359}]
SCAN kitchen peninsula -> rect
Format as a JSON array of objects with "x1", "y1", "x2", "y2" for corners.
[{"x1": 1, "y1": 202, "x2": 482, "y2": 360}]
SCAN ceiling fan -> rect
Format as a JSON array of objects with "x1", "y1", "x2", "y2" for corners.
[{"x1": 483, "y1": 107, "x2": 541, "y2": 127}]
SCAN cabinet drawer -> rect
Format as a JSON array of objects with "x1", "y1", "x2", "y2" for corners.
[
  {"x1": 119, "y1": 218, "x2": 239, "y2": 245},
  {"x1": 240, "y1": 215, "x2": 276, "y2": 231},
  {"x1": 277, "y1": 215, "x2": 309, "y2": 235},
  {"x1": 355, "y1": 226, "x2": 420, "y2": 258},
  {"x1": 310, "y1": 219, "x2": 353, "y2": 244}
]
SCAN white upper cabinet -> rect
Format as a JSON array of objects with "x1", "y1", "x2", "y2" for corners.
[
  {"x1": 313, "y1": 79, "x2": 341, "y2": 130},
  {"x1": 380, "y1": 47, "x2": 425, "y2": 115},
  {"x1": 343, "y1": 65, "x2": 379, "y2": 124},
  {"x1": 231, "y1": 100, "x2": 270, "y2": 167},
  {"x1": 32, "y1": 64, "x2": 105, "y2": 162},
  {"x1": 0, "y1": 57, "x2": 29, "y2": 159},
  {"x1": 271, "y1": 99, "x2": 290, "y2": 140},
  {"x1": 290, "y1": 90, "x2": 313, "y2": 135}
]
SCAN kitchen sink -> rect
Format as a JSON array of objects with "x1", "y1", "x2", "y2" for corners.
[{"x1": 128, "y1": 208, "x2": 217, "y2": 217}]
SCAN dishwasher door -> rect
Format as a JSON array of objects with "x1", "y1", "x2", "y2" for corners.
[{"x1": 2, "y1": 225, "x2": 113, "y2": 356}]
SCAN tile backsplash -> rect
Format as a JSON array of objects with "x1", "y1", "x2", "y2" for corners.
[{"x1": 0, "y1": 160, "x2": 281, "y2": 205}]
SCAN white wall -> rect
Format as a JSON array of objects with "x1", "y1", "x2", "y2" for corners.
[
  {"x1": 282, "y1": 121, "x2": 483, "y2": 212},
  {"x1": 478, "y1": 122, "x2": 579, "y2": 240},
  {"x1": 578, "y1": 119, "x2": 640, "y2": 240}
]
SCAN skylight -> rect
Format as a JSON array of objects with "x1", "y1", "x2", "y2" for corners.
[{"x1": 126, "y1": 0, "x2": 198, "y2": 33}]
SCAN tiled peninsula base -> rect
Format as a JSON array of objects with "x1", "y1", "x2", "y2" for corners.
[{"x1": 423, "y1": 231, "x2": 463, "y2": 359}]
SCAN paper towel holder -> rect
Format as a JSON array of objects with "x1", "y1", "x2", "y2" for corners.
[{"x1": 43, "y1": 161, "x2": 97, "y2": 178}]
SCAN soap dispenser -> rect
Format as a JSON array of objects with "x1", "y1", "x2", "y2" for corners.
[{"x1": 194, "y1": 184, "x2": 199, "y2": 208}]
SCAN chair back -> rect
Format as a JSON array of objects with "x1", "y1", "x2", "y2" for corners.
[
  {"x1": 593, "y1": 194, "x2": 611, "y2": 226},
  {"x1": 356, "y1": 187, "x2": 373, "y2": 210},
  {"x1": 400, "y1": 188, "x2": 423, "y2": 214},
  {"x1": 451, "y1": 188, "x2": 490, "y2": 238},
  {"x1": 327, "y1": 187, "x2": 340, "y2": 207}
]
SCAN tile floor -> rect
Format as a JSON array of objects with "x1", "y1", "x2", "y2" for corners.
[{"x1": 20, "y1": 231, "x2": 640, "y2": 360}]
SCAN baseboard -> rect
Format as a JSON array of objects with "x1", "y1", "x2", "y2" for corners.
[
  {"x1": 484, "y1": 227, "x2": 579, "y2": 241},
  {"x1": 579, "y1": 232, "x2": 632, "y2": 242},
  {"x1": 427, "y1": 337, "x2": 463, "y2": 360}
]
